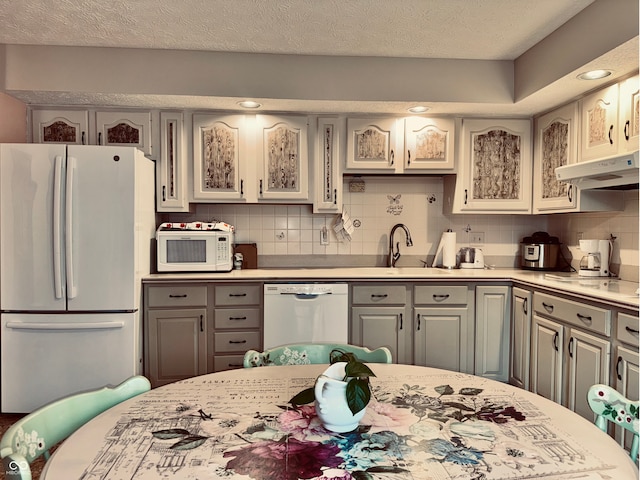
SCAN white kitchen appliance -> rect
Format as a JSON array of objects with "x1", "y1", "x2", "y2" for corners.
[
  {"x1": 458, "y1": 247, "x2": 485, "y2": 269},
  {"x1": 156, "y1": 222, "x2": 234, "y2": 272},
  {"x1": 555, "y1": 151, "x2": 639, "y2": 190},
  {"x1": 577, "y1": 239, "x2": 611, "y2": 277},
  {"x1": 0, "y1": 144, "x2": 155, "y2": 412},
  {"x1": 263, "y1": 283, "x2": 348, "y2": 349}
]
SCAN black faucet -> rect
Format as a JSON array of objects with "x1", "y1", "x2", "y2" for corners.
[{"x1": 388, "y1": 223, "x2": 413, "y2": 267}]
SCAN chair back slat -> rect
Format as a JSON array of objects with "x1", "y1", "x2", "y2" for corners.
[{"x1": 244, "y1": 343, "x2": 392, "y2": 367}]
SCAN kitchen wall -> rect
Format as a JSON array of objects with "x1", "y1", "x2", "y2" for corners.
[{"x1": 0, "y1": 92, "x2": 26, "y2": 142}]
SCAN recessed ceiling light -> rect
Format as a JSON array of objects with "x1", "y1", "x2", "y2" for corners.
[
  {"x1": 577, "y1": 69, "x2": 612, "y2": 80},
  {"x1": 237, "y1": 100, "x2": 262, "y2": 109},
  {"x1": 408, "y1": 105, "x2": 430, "y2": 114}
]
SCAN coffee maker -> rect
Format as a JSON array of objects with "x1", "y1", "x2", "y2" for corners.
[{"x1": 578, "y1": 239, "x2": 610, "y2": 277}]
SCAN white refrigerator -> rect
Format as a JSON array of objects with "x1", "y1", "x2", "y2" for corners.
[{"x1": 0, "y1": 144, "x2": 156, "y2": 412}]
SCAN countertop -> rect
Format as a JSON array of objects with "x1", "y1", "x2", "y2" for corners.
[{"x1": 144, "y1": 267, "x2": 640, "y2": 310}]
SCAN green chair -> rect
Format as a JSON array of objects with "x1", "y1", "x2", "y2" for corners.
[
  {"x1": 243, "y1": 343, "x2": 393, "y2": 367},
  {"x1": 1, "y1": 375, "x2": 151, "y2": 480},
  {"x1": 587, "y1": 384, "x2": 639, "y2": 461}
]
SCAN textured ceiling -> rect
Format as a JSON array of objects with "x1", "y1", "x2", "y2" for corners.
[{"x1": 1, "y1": 0, "x2": 638, "y2": 115}]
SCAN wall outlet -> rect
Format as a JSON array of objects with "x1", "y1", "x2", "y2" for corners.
[
  {"x1": 320, "y1": 226, "x2": 329, "y2": 245},
  {"x1": 470, "y1": 232, "x2": 485, "y2": 245}
]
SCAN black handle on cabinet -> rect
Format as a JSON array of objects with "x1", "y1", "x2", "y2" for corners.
[
  {"x1": 407, "y1": 149, "x2": 411, "y2": 166},
  {"x1": 568, "y1": 337, "x2": 574, "y2": 357},
  {"x1": 567, "y1": 185, "x2": 573, "y2": 203},
  {"x1": 169, "y1": 294, "x2": 188, "y2": 298},
  {"x1": 229, "y1": 293, "x2": 247, "y2": 297},
  {"x1": 542, "y1": 302, "x2": 554, "y2": 314},
  {"x1": 432, "y1": 294, "x2": 450, "y2": 302},
  {"x1": 399, "y1": 313, "x2": 403, "y2": 330},
  {"x1": 389, "y1": 149, "x2": 394, "y2": 166},
  {"x1": 625, "y1": 120, "x2": 630, "y2": 141},
  {"x1": 523, "y1": 298, "x2": 528, "y2": 315},
  {"x1": 371, "y1": 294, "x2": 388, "y2": 299},
  {"x1": 617, "y1": 356, "x2": 623, "y2": 380},
  {"x1": 259, "y1": 179, "x2": 263, "y2": 196},
  {"x1": 464, "y1": 189, "x2": 468, "y2": 205},
  {"x1": 333, "y1": 188, "x2": 337, "y2": 205},
  {"x1": 416, "y1": 313, "x2": 420, "y2": 331},
  {"x1": 625, "y1": 326, "x2": 639, "y2": 335},
  {"x1": 553, "y1": 332, "x2": 559, "y2": 351},
  {"x1": 81, "y1": 131, "x2": 86, "y2": 145},
  {"x1": 98, "y1": 131, "x2": 102, "y2": 145},
  {"x1": 229, "y1": 363, "x2": 244, "y2": 368},
  {"x1": 609, "y1": 125, "x2": 614, "y2": 145},
  {"x1": 229, "y1": 316, "x2": 247, "y2": 321},
  {"x1": 199, "y1": 315, "x2": 203, "y2": 333},
  {"x1": 576, "y1": 313, "x2": 592, "y2": 324},
  {"x1": 162, "y1": 185, "x2": 166, "y2": 202},
  {"x1": 229, "y1": 340, "x2": 247, "y2": 344},
  {"x1": 240, "y1": 179, "x2": 244, "y2": 196}
]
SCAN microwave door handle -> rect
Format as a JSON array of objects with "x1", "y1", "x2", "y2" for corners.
[
  {"x1": 53, "y1": 155, "x2": 65, "y2": 299},
  {"x1": 65, "y1": 156, "x2": 78, "y2": 299}
]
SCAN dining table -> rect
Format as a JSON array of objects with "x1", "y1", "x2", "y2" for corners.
[{"x1": 40, "y1": 363, "x2": 638, "y2": 480}]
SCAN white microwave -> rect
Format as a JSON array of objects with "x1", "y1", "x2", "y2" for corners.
[{"x1": 156, "y1": 230, "x2": 234, "y2": 272}]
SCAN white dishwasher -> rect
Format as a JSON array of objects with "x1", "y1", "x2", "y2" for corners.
[{"x1": 263, "y1": 283, "x2": 349, "y2": 349}]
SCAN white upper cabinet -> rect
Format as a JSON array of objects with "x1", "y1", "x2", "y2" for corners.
[
  {"x1": 618, "y1": 74, "x2": 640, "y2": 154},
  {"x1": 255, "y1": 114, "x2": 309, "y2": 201},
  {"x1": 404, "y1": 117, "x2": 455, "y2": 171},
  {"x1": 446, "y1": 118, "x2": 532, "y2": 213},
  {"x1": 31, "y1": 108, "x2": 89, "y2": 145},
  {"x1": 345, "y1": 117, "x2": 400, "y2": 171},
  {"x1": 157, "y1": 111, "x2": 188, "y2": 212},
  {"x1": 95, "y1": 111, "x2": 153, "y2": 156},
  {"x1": 313, "y1": 117, "x2": 343, "y2": 213},
  {"x1": 580, "y1": 83, "x2": 619, "y2": 161}
]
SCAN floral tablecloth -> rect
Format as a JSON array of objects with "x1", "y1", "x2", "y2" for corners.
[{"x1": 40, "y1": 365, "x2": 631, "y2": 480}]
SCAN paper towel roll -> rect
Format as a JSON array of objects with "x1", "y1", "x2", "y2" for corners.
[{"x1": 431, "y1": 230, "x2": 457, "y2": 268}]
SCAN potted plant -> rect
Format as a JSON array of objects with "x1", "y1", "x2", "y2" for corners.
[{"x1": 289, "y1": 349, "x2": 376, "y2": 432}]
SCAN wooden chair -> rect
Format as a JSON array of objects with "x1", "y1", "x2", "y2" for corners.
[
  {"x1": 243, "y1": 343, "x2": 393, "y2": 367},
  {"x1": 1, "y1": 375, "x2": 151, "y2": 480},
  {"x1": 587, "y1": 384, "x2": 639, "y2": 461}
]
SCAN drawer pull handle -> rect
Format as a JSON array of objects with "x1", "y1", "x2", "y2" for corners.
[
  {"x1": 553, "y1": 332, "x2": 559, "y2": 352},
  {"x1": 229, "y1": 363, "x2": 243, "y2": 367},
  {"x1": 576, "y1": 313, "x2": 592, "y2": 324},
  {"x1": 229, "y1": 340, "x2": 247, "y2": 344},
  {"x1": 568, "y1": 337, "x2": 574, "y2": 358},
  {"x1": 432, "y1": 294, "x2": 450, "y2": 301},
  {"x1": 229, "y1": 293, "x2": 247, "y2": 297},
  {"x1": 542, "y1": 302, "x2": 554, "y2": 313},
  {"x1": 229, "y1": 316, "x2": 247, "y2": 321},
  {"x1": 371, "y1": 294, "x2": 388, "y2": 299},
  {"x1": 169, "y1": 294, "x2": 188, "y2": 298},
  {"x1": 617, "y1": 356, "x2": 623, "y2": 380},
  {"x1": 625, "y1": 326, "x2": 639, "y2": 335}
]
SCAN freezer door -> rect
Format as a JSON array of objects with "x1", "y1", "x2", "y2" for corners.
[
  {"x1": 66, "y1": 146, "x2": 153, "y2": 311},
  {"x1": 1, "y1": 312, "x2": 141, "y2": 413},
  {"x1": 0, "y1": 144, "x2": 68, "y2": 311}
]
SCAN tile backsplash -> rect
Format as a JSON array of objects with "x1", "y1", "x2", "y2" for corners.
[{"x1": 160, "y1": 177, "x2": 639, "y2": 281}]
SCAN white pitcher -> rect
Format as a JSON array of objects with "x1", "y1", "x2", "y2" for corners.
[{"x1": 314, "y1": 362, "x2": 366, "y2": 433}]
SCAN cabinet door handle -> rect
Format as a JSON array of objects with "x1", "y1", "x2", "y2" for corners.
[
  {"x1": 399, "y1": 313, "x2": 403, "y2": 330},
  {"x1": 523, "y1": 298, "x2": 528, "y2": 315},
  {"x1": 229, "y1": 316, "x2": 247, "y2": 321},
  {"x1": 240, "y1": 179, "x2": 244, "y2": 196},
  {"x1": 416, "y1": 313, "x2": 421, "y2": 331},
  {"x1": 199, "y1": 315, "x2": 203, "y2": 333},
  {"x1": 407, "y1": 149, "x2": 411, "y2": 166},
  {"x1": 617, "y1": 355, "x2": 623, "y2": 380},
  {"x1": 389, "y1": 149, "x2": 394, "y2": 166},
  {"x1": 464, "y1": 189, "x2": 468, "y2": 205},
  {"x1": 229, "y1": 293, "x2": 247, "y2": 297},
  {"x1": 169, "y1": 294, "x2": 188, "y2": 298},
  {"x1": 371, "y1": 294, "x2": 388, "y2": 299},
  {"x1": 542, "y1": 302, "x2": 554, "y2": 314},
  {"x1": 567, "y1": 185, "x2": 573, "y2": 203},
  {"x1": 333, "y1": 188, "x2": 337, "y2": 205},
  {"x1": 624, "y1": 120, "x2": 630, "y2": 141},
  {"x1": 162, "y1": 185, "x2": 166, "y2": 202},
  {"x1": 98, "y1": 131, "x2": 102, "y2": 145},
  {"x1": 432, "y1": 294, "x2": 450, "y2": 302},
  {"x1": 625, "y1": 326, "x2": 639, "y2": 335},
  {"x1": 229, "y1": 340, "x2": 247, "y2": 344},
  {"x1": 259, "y1": 179, "x2": 263, "y2": 196},
  {"x1": 553, "y1": 332, "x2": 559, "y2": 351},
  {"x1": 81, "y1": 131, "x2": 86, "y2": 145},
  {"x1": 609, "y1": 125, "x2": 614, "y2": 145},
  {"x1": 568, "y1": 337, "x2": 574, "y2": 357},
  {"x1": 576, "y1": 313, "x2": 592, "y2": 324}
]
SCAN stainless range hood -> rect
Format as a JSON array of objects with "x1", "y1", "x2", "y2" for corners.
[{"x1": 555, "y1": 151, "x2": 639, "y2": 190}]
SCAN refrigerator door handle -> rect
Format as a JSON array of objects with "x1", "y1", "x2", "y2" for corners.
[
  {"x1": 65, "y1": 156, "x2": 78, "y2": 299},
  {"x1": 6, "y1": 320, "x2": 125, "y2": 330},
  {"x1": 53, "y1": 155, "x2": 65, "y2": 300}
]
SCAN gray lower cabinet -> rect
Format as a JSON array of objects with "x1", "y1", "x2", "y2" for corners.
[
  {"x1": 475, "y1": 285, "x2": 511, "y2": 381},
  {"x1": 530, "y1": 291, "x2": 612, "y2": 421},
  {"x1": 413, "y1": 285, "x2": 473, "y2": 373},
  {"x1": 144, "y1": 284, "x2": 208, "y2": 387},
  {"x1": 509, "y1": 286, "x2": 532, "y2": 389},
  {"x1": 350, "y1": 284, "x2": 411, "y2": 364},
  {"x1": 613, "y1": 311, "x2": 639, "y2": 452}
]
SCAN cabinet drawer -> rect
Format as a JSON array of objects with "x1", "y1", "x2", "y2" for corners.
[
  {"x1": 617, "y1": 312, "x2": 640, "y2": 347},
  {"x1": 215, "y1": 285, "x2": 262, "y2": 306},
  {"x1": 214, "y1": 331, "x2": 261, "y2": 353},
  {"x1": 352, "y1": 285, "x2": 406, "y2": 305},
  {"x1": 414, "y1": 285, "x2": 468, "y2": 305},
  {"x1": 215, "y1": 308, "x2": 261, "y2": 329},
  {"x1": 146, "y1": 285, "x2": 207, "y2": 307},
  {"x1": 214, "y1": 355, "x2": 246, "y2": 372},
  {"x1": 533, "y1": 292, "x2": 611, "y2": 336}
]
